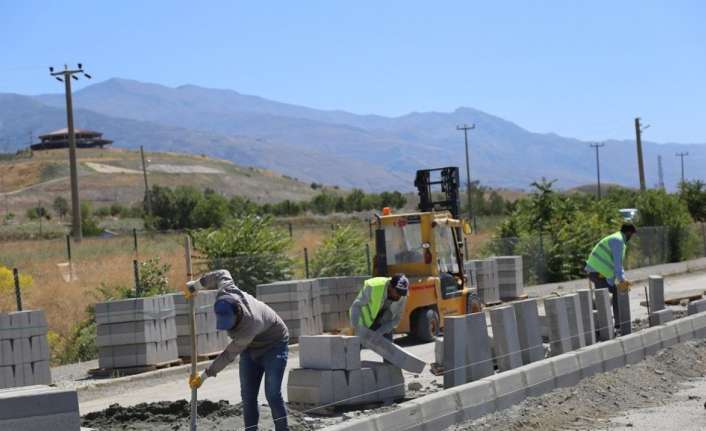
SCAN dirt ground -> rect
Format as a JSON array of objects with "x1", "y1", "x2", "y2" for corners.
[{"x1": 450, "y1": 339, "x2": 706, "y2": 431}]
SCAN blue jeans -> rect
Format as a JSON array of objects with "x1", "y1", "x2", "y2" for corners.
[{"x1": 239, "y1": 341, "x2": 289, "y2": 431}]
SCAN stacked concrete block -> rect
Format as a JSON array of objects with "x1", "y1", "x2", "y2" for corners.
[
  {"x1": 512, "y1": 299, "x2": 544, "y2": 365},
  {"x1": 0, "y1": 385, "x2": 80, "y2": 430},
  {"x1": 489, "y1": 305, "x2": 523, "y2": 371},
  {"x1": 563, "y1": 294, "x2": 586, "y2": 351},
  {"x1": 647, "y1": 276, "x2": 666, "y2": 314},
  {"x1": 493, "y1": 256, "x2": 525, "y2": 301},
  {"x1": 0, "y1": 310, "x2": 51, "y2": 389},
  {"x1": 649, "y1": 308, "x2": 674, "y2": 327},
  {"x1": 443, "y1": 316, "x2": 467, "y2": 388},
  {"x1": 170, "y1": 291, "x2": 229, "y2": 358},
  {"x1": 465, "y1": 259, "x2": 500, "y2": 304},
  {"x1": 95, "y1": 296, "x2": 178, "y2": 369},
  {"x1": 318, "y1": 277, "x2": 366, "y2": 332},
  {"x1": 685, "y1": 313, "x2": 706, "y2": 339},
  {"x1": 358, "y1": 326, "x2": 425, "y2": 373},
  {"x1": 687, "y1": 298, "x2": 706, "y2": 316},
  {"x1": 616, "y1": 290, "x2": 632, "y2": 335},
  {"x1": 576, "y1": 289, "x2": 596, "y2": 346},
  {"x1": 544, "y1": 296, "x2": 572, "y2": 356},
  {"x1": 256, "y1": 280, "x2": 323, "y2": 339},
  {"x1": 300, "y1": 335, "x2": 360, "y2": 370},
  {"x1": 464, "y1": 312, "x2": 495, "y2": 382},
  {"x1": 549, "y1": 352, "x2": 581, "y2": 388},
  {"x1": 594, "y1": 288, "x2": 615, "y2": 341}
]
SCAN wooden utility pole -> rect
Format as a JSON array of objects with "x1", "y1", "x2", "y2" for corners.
[
  {"x1": 634, "y1": 117, "x2": 649, "y2": 192},
  {"x1": 456, "y1": 124, "x2": 476, "y2": 224},
  {"x1": 49, "y1": 64, "x2": 92, "y2": 240},
  {"x1": 140, "y1": 146, "x2": 151, "y2": 214},
  {"x1": 676, "y1": 152, "x2": 689, "y2": 185},
  {"x1": 590, "y1": 143, "x2": 605, "y2": 199}
]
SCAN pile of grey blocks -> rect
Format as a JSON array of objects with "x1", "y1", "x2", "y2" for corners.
[
  {"x1": 465, "y1": 259, "x2": 500, "y2": 304},
  {"x1": 95, "y1": 296, "x2": 178, "y2": 369},
  {"x1": 256, "y1": 280, "x2": 323, "y2": 340},
  {"x1": 170, "y1": 291, "x2": 229, "y2": 358},
  {"x1": 288, "y1": 335, "x2": 404, "y2": 408},
  {"x1": 0, "y1": 310, "x2": 51, "y2": 389},
  {"x1": 492, "y1": 256, "x2": 525, "y2": 301},
  {"x1": 544, "y1": 293, "x2": 597, "y2": 357},
  {"x1": 443, "y1": 312, "x2": 494, "y2": 389},
  {"x1": 0, "y1": 385, "x2": 80, "y2": 430},
  {"x1": 318, "y1": 276, "x2": 367, "y2": 332}
]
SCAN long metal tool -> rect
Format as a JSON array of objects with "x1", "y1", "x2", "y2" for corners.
[{"x1": 184, "y1": 236, "x2": 197, "y2": 430}]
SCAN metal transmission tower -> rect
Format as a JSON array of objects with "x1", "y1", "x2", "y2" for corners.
[
  {"x1": 456, "y1": 124, "x2": 475, "y2": 225},
  {"x1": 589, "y1": 143, "x2": 605, "y2": 199},
  {"x1": 656, "y1": 155, "x2": 665, "y2": 190},
  {"x1": 49, "y1": 64, "x2": 92, "y2": 241},
  {"x1": 676, "y1": 152, "x2": 689, "y2": 185},
  {"x1": 634, "y1": 117, "x2": 650, "y2": 191}
]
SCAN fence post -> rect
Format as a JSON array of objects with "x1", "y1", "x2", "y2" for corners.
[
  {"x1": 304, "y1": 247, "x2": 310, "y2": 279},
  {"x1": 365, "y1": 243, "x2": 371, "y2": 275},
  {"x1": 368, "y1": 218, "x2": 373, "y2": 240},
  {"x1": 288, "y1": 223, "x2": 293, "y2": 238},
  {"x1": 12, "y1": 268, "x2": 22, "y2": 311},
  {"x1": 133, "y1": 259, "x2": 141, "y2": 296},
  {"x1": 133, "y1": 228, "x2": 138, "y2": 255}
]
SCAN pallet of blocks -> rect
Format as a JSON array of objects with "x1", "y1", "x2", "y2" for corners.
[
  {"x1": 319, "y1": 276, "x2": 367, "y2": 332},
  {"x1": 94, "y1": 295, "x2": 180, "y2": 373},
  {"x1": 169, "y1": 291, "x2": 230, "y2": 360},
  {"x1": 256, "y1": 280, "x2": 323, "y2": 341},
  {"x1": 0, "y1": 310, "x2": 51, "y2": 389},
  {"x1": 493, "y1": 255, "x2": 526, "y2": 301},
  {"x1": 465, "y1": 259, "x2": 500, "y2": 304},
  {"x1": 287, "y1": 335, "x2": 404, "y2": 411},
  {"x1": 0, "y1": 385, "x2": 80, "y2": 431}
]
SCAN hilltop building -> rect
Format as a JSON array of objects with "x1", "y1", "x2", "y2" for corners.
[{"x1": 31, "y1": 128, "x2": 113, "y2": 151}]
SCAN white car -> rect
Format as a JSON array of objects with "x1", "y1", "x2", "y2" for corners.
[{"x1": 619, "y1": 208, "x2": 638, "y2": 222}]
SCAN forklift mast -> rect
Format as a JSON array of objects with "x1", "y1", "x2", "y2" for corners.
[{"x1": 414, "y1": 167, "x2": 461, "y2": 218}]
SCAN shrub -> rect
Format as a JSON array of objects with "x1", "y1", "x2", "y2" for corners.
[{"x1": 310, "y1": 225, "x2": 368, "y2": 277}]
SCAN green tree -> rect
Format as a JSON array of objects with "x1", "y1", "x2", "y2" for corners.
[
  {"x1": 679, "y1": 180, "x2": 706, "y2": 222},
  {"x1": 192, "y1": 214, "x2": 293, "y2": 295},
  {"x1": 52, "y1": 196, "x2": 69, "y2": 219},
  {"x1": 191, "y1": 192, "x2": 230, "y2": 229},
  {"x1": 81, "y1": 202, "x2": 103, "y2": 236},
  {"x1": 310, "y1": 225, "x2": 368, "y2": 277}
]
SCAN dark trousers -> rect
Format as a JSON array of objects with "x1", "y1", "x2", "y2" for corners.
[
  {"x1": 239, "y1": 341, "x2": 289, "y2": 431},
  {"x1": 588, "y1": 272, "x2": 621, "y2": 331}
]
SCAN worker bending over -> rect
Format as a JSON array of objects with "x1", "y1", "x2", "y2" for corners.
[
  {"x1": 585, "y1": 223, "x2": 637, "y2": 333},
  {"x1": 188, "y1": 270, "x2": 290, "y2": 431},
  {"x1": 350, "y1": 274, "x2": 409, "y2": 338}
]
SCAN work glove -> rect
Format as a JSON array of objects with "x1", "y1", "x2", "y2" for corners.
[
  {"x1": 189, "y1": 371, "x2": 208, "y2": 390},
  {"x1": 182, "y1": 279, "x2": 203, "y2": 300},
  {"x1": 617, "y1": 279, "x2": 631, "y2": 293}
]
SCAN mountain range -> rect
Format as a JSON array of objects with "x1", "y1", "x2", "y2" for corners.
[{"x1": 1, "y1": 78, "x2": 703, "y2": 192}]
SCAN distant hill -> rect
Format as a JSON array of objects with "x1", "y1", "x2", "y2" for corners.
[{"x1": 1, "y1": 78, "x2": 704, "y2": 191}]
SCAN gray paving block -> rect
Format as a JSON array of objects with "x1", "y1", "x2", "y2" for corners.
[
  {"x1": 362, "y1": 361, "x2": 405, "y2": 402},
  {"x1": 0, "y1": 314, "x2": 11, "y2": 341},
  {"x1": 521, "y1": 359, "x2": 556, "y2": 397},
  {"x1": 489, "y1": 368, "x2": 527, "y2": 410},
  {"x1": 12, "y1": 338, "x2": 31, "y2": 365},
  {"x1": 30, "y1": 335, "x2": 49, "y2": 363},
  {"x1": 575, "y1": 344, "x2": 604, "y2": 378},
  {"x1": 685, "y1": 313, "x2": 706, "y2": 339},
  {"x1": 649, "y1": 308, "x2": 674, "y2": 327},
  {"x1": 659, "y1": 323, "x2": 678, "y2": 348},
  {"x1": 672, "y1": 317, "x2": 695, "y2": 343},
  {"x1": 32, "y1": 361, "x2": 51, "y2": 385},
  {"x1": 417, "y1": 389, "x2": 463, "y2": 431},
  {"x1": 0, "y1": 385, "x2": 79, "y2": 430},
  {"x1": 443, "y1": 316, "x2": 467, "y2": 388},
  {"x1": 687, "y1": 299, "x2": 706, "y2": 316},
  {"x1": 549, "y1": 353, "x2": 580, "y2": 388},
  {"x1": 13, "y1": 363, "x2": 32, "y2": 387},
  {"x1": 8, "y1": 312, "x2": 30, "y2": 339},
  {"x1": 0, "y1": 411, "x2": 81, "y2": 431},
  {"x1": 576, "y1": 289, "x2": 596, "y2": 346},
  {"x1": 98, "y1": 340, "x2": 178, "y2": 368},
  {"x1": 96, "y1": 320, "x2": 163, "y2": 347},
  {"x1": 616, "y1": 290, "x2": 632, "y2": 335},
  {"x1": 599, "y1": 339, "x2": 626, "y2": 371},
  {"x1": 641, "y1": 326, "x2": 663, "y2": 356},
  {"x1": 345, "y1": 367, "x2": 376, "y2": 405},
  {"x1": 434, "y1": 337, "x2": 443, "y2": 365},
  {"x1": 619, "y1": 332, "x2": 645, "y2": 365},
  {"x1": 300, "y1": 335, "x2": 360, "y2": 370},
  {"x1": 489, "y1": 306, "x2": 523, "y2": 371},
  {"x1": 95, "y1": 297, "x2": 160, "y2": 325},
  {"x1": 0, "y1": 341, "x2": 12, "y2": 366},
  {"x1": 0, "y1": 366, "x2": 13, "y2": 389},
  {"x1": 594, "y1": 289, "x2": 615, "y2": 341},
  {"x1": 544, "y1": 296, "x2": 572, "y2": 356},
  {"x1": 466, "y1": 259, "x2": 500, "y2": 304},
  {"x1": 358, "y1": 326, "x2": 425, "y2": 374},
  {"x1": 465, "y1": 312, "x2": 494, "y2": 382},
  {"x1": 564, "y1": 294, "x2": 586, "y2": 351},
  {"x1": 455, "y1": 378, "x2": 497, "y2": 421},
  {"x1": 512, "y1": 299, "x2": 544, "y2": 365},
  {"x1": 647, "y1": 276, "x2": 666, "y2": 313}
]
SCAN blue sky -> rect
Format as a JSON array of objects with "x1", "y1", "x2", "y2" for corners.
[{"x1": 2, "y1": 1, "x2": 705, "y2": 143}]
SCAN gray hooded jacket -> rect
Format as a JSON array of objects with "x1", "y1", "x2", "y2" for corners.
[{"x1": 199, "y1": 270, "x2": 289, "y2": 377}]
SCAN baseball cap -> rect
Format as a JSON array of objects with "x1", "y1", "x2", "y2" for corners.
[
  {"x1": 214, "y1": 299, "x2": 238, "y2": 330},
  {"x1": 390, "y1": 274, "x2": 409, "y2": 296}
]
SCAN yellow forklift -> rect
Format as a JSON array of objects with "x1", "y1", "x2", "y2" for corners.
[{"x1": 372, "y1": 167, "x2": 481, "y2": 342}]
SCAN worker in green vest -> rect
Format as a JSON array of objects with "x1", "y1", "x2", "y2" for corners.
[
  {"x1": 585, "y1": 223, "x2": 637, "y2": 332},
  {"x1": 349, "y1": 274, "x2": 409, "y2": 338}
]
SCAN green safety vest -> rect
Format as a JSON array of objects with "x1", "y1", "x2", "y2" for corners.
[
  {"x1": 350, "y1": 277, "x2": 388, "y2": 328},
  {"x1": 586, "y1": 231, "x2": 626, "y2": 279}
]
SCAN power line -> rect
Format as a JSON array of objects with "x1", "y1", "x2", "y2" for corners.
[
  {"x1": 676, "y1": 152, "x2": 689, "y2": 185},
  {"x1": 49, "y1": 63, "x2": 92, "y2": 241},
  {"x1": 589, "y1": 142, "x2": 605, "y2": 199}
]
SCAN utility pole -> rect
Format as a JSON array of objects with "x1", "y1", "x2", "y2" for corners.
[
  {"x1": 590, "y1": 142, "x2": 605, "y2": 199},
  {"x1": 676, "y1": 152, "x2": 689, "y2": 185},
  {"x1": 456, "y1": 123, "x2": 476, "y2": 224},
  {"x1": 140, "y1": 146, "x2": 151, "y2": 214},
  {"x1": 657, "y1": 155, "x2": 665, "y2": 190},
  {"x1": 49, "y1": 64, "x2": 91, "y2": 241},
  {"x1": 634, "y1": 117, "x2": 650, "y2": 192}
]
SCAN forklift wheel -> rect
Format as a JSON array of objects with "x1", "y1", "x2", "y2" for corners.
[{"x1": 413, "y1": 308, "x2": 440, "y2": 343}]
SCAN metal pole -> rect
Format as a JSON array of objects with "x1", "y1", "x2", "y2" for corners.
[
  {"x1": 133, "y1": 228, "x2": 138, "y2": 256},
  {"x1": 368, "y1": 218, "x2": 373, "y2": 240},
  {"x1": 133, "y1": 259, "x2": 141, "y2": 296},
  {"x1": 304, "y1": 247, "x2": 309, "y2": 279},
  {"x1": 635, "y1": 118, "x2": 647, "y2": 192},
  {"x1": 288, "y1": 223, "x2": 293, "y2": 238},
  {"x1": 140, "y1": 146, "x2": 151, "y2": 214},
  {"x1": 676, "y1": 152, "x2": 689, "y2": 185},
  {"x1": 365, "y1": 243, "x2": 371, "y2": 275},
  {"x1": 184, "y1": 236, "x2": 197, "y2": 431},
  {"x1": 457, "y1": 124, "x2": 475, "y2": 223},
  {"x1": 64, "y1": 71, "x2": 82, "y2": 240},
  {"x1": 66, "y1": 234, "x2": 72, "y2": 262},
  {"x1": 12, "y1": 268, "x2": 22, "y2": 311},
  {"x1": 590, "y1": 143, "x2": 605, "y2": 199}
]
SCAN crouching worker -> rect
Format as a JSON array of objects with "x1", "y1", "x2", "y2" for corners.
[
  {"x1": 187, "y1": 270, "x2": 290, "y2": 431},
  {"x1": 349, "y1": 274, "x2": 409, "y2": 339}
]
